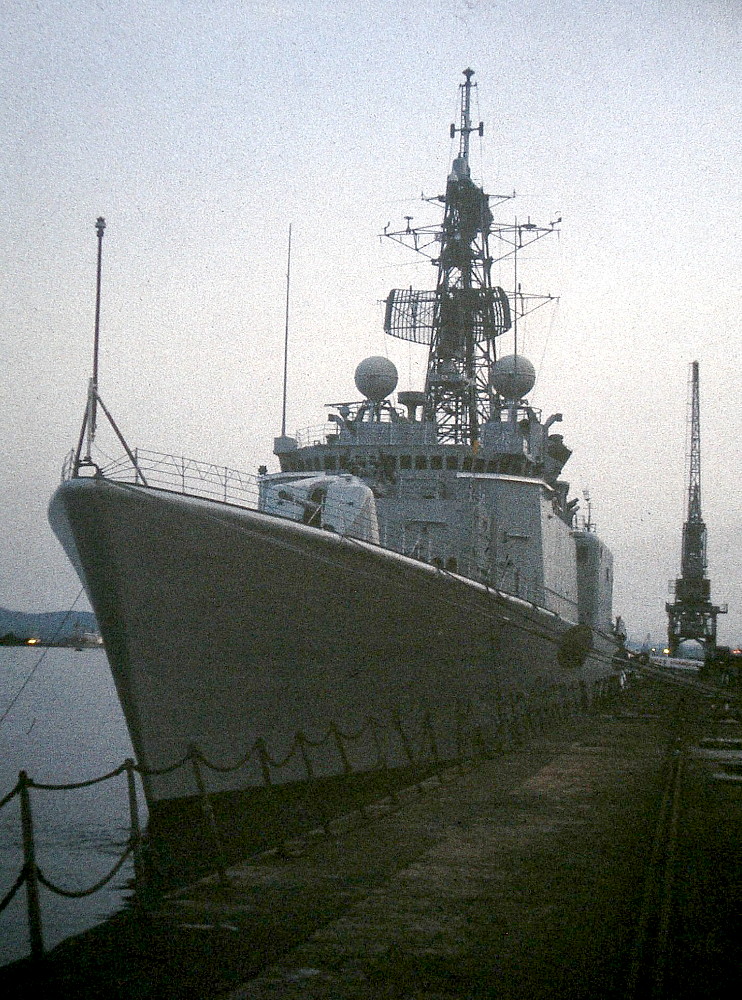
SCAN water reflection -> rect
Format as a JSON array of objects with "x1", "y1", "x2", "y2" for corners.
[{"x1": 0, "y1": 646, "x2": 141, "y2": 965}]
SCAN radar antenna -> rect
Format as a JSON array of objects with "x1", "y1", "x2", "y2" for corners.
[
  {"x1": 665, "y1": 361, "x2": 726, "y2": 655},
  {"x1": 382, "y1": 69, "x2": 557, "y2": 445}
]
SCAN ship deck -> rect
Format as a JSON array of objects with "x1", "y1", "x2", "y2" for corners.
[{"x1": 2, "y1": 669, "x2": 741, "y2": 999}]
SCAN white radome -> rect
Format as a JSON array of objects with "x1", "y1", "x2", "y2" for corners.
[
  {"x1": 354, "y1": 356, "x2": 398, "y2": 402},
  {"x1": 491, "y1": 354, "x2": 536, "y2": 401}
]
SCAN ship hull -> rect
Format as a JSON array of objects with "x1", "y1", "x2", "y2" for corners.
[{"x1": 49, "y1": 478, "x2": 619, "y2": 860}]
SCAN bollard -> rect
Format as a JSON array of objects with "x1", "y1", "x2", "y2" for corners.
[
  {"x1": 19, "y1": 771, "x2": 44, "y2": 960},
  {"x1": 189, "y1": 749, "x2": 229, "y2": 888}
]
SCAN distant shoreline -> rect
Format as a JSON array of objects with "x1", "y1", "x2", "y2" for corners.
[
  {"x1": 0, "y1": 635, "x2": 103, "y2": 649},
  {"x1": 0, "y1": 606, "x2": 100, "y2": 647}
]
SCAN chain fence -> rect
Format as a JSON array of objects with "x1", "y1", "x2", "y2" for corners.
[{"x1": 0, "y1": 671, "x2": 626, "y2": 962}]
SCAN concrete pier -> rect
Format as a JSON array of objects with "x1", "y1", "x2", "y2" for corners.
[{"x1": 2, "y1": 672, "x2": 740, "y2": 999}]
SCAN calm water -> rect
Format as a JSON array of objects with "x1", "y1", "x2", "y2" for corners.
[{"x1": 0, "y1": 646, "x2": 144, "y2": 966}]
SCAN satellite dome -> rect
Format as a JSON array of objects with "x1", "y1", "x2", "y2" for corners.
[
  {"x1": 491, "y1": 354, "x2": 536, "y2": 401},
  {"x1": 354, "y1": 356, "x2": 398, "y2": 402}
]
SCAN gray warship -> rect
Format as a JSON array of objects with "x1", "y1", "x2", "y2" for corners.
[{"x1": 49, "y1": 69, "x2": 622, "y2": 856}]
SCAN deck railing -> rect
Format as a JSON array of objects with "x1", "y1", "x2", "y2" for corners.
[
  {"x1": 83, "y1": 449, "x2": 263, "y2": 508},
  {"x1": 60, "y1": 448, "x2": 579, "y2": 615}
]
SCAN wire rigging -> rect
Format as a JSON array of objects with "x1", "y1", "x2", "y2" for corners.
[{"x1": 0, "y1": 587, "x2": 86, "y2": 726}]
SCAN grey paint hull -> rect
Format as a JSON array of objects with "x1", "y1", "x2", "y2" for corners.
[{"x1": 49, "y1": 477, "x2": 619, "y2": 809}]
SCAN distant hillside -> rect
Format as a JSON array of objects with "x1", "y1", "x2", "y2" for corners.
[{"x1": 0, "y1": 607, "x2": 98, "y2": 644}]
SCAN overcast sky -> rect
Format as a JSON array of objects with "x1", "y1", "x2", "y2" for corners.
[{"x1": 1, "y1": 0, "x2": 740, "y2": 644}]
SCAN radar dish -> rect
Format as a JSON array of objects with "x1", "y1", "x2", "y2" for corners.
[
  {"x1": 354, "y1": 356, "x2": 398, "y2": 402},
  {"x1": 491, "y1": 354, "x2": 536, "y2": 401}
]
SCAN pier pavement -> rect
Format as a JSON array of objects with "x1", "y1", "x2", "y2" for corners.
[{"x1": 3, "y1": 672, "x2": 741, "y2": 999}]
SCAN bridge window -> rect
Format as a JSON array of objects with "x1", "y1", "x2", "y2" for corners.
[
  {"x1": 400, "y1": 455, "x2": 412, "y2": 470},
  {"x1": 446, "y1": 456, "x2": 459, "y2": 471},
  {"x1": 415, "y1": 455, "x2": 428, "y2": 470},
  {"x1": 462, "y1": 456, "x2": 473, "y2": 472},
  {"x1": 430, "y1": 454, "x2": 442, "y2": 470}
]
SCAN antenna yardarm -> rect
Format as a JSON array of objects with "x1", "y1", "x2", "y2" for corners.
[{"x1": 449, "y1": 67, "x2": 483, "y2": 164}]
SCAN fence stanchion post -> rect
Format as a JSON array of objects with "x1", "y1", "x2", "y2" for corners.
[
  {"x1": 124, "y1": 759, "x2": 142, "y2": 871},
  {"x1": 579, "y1": 678, "x2": 589, "y2": 713},
  {"x1": 455, "y1": 700, "x2": 464, "y2": 761},
  {"x1": 256, "y1": 739, "x2": 272, "y2": 787},
  {"x1": 393, "y1": 713, "x2": 415, "y2": 766},
  {"x1": 330, "y1": 724, "x2": 352, "y2": 776},
  {"x1": 297, "y1": 733, "x2": 314, "y2": 781},
  {"x1": 19, "y1": 771, "x2": 44, "y2": 961},
  {"x1": 423, "y1": 712, "x2": 439, "y2": 767},
  {"x1": 189, "y1": 748, "x2": 229, "y2": 889},
  {"x1": 379, "y1": 719, "x2": 399, "y2": 804}
]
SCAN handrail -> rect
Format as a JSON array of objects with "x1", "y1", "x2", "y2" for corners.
[{"x1": 60, "y1": 446, "x2": 584, "y2": 616}]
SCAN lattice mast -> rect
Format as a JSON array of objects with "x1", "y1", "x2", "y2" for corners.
[
  {"x1": 427, "y1": 69, "x2": 498, "y2": 444},
  {"x1": 383, "y1": 69, "x2": 559, "y2": 445},
  {"x1": 383, "y1": 68, "x2": 511, "y2": 445},
  {"x1": 665, "y1": 361, "x2": 726, "y2": 654}
]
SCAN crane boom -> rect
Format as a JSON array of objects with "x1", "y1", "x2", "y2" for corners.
[{"x1": 665, "y1": 361, "x2": 726, "y2": 655}]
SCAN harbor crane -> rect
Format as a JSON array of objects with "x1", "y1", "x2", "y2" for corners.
[{"x1": 665, "y1": 361, "x2": 726, "y2": 656}]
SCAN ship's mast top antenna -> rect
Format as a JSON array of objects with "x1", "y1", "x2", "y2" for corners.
[
  {"x1": 281, "y1": 223, "x2": 292, "y2": 438},
  {"x1": 450, "y1": 67, "x2": 483, "y2": 168},
  {"x1": 90, "y1": 216, "x2": 106, "y2": 445}
]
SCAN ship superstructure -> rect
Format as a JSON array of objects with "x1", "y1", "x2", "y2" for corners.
[{"x1": 267, "y1": 69, "x2": 612, "y2": 629}]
